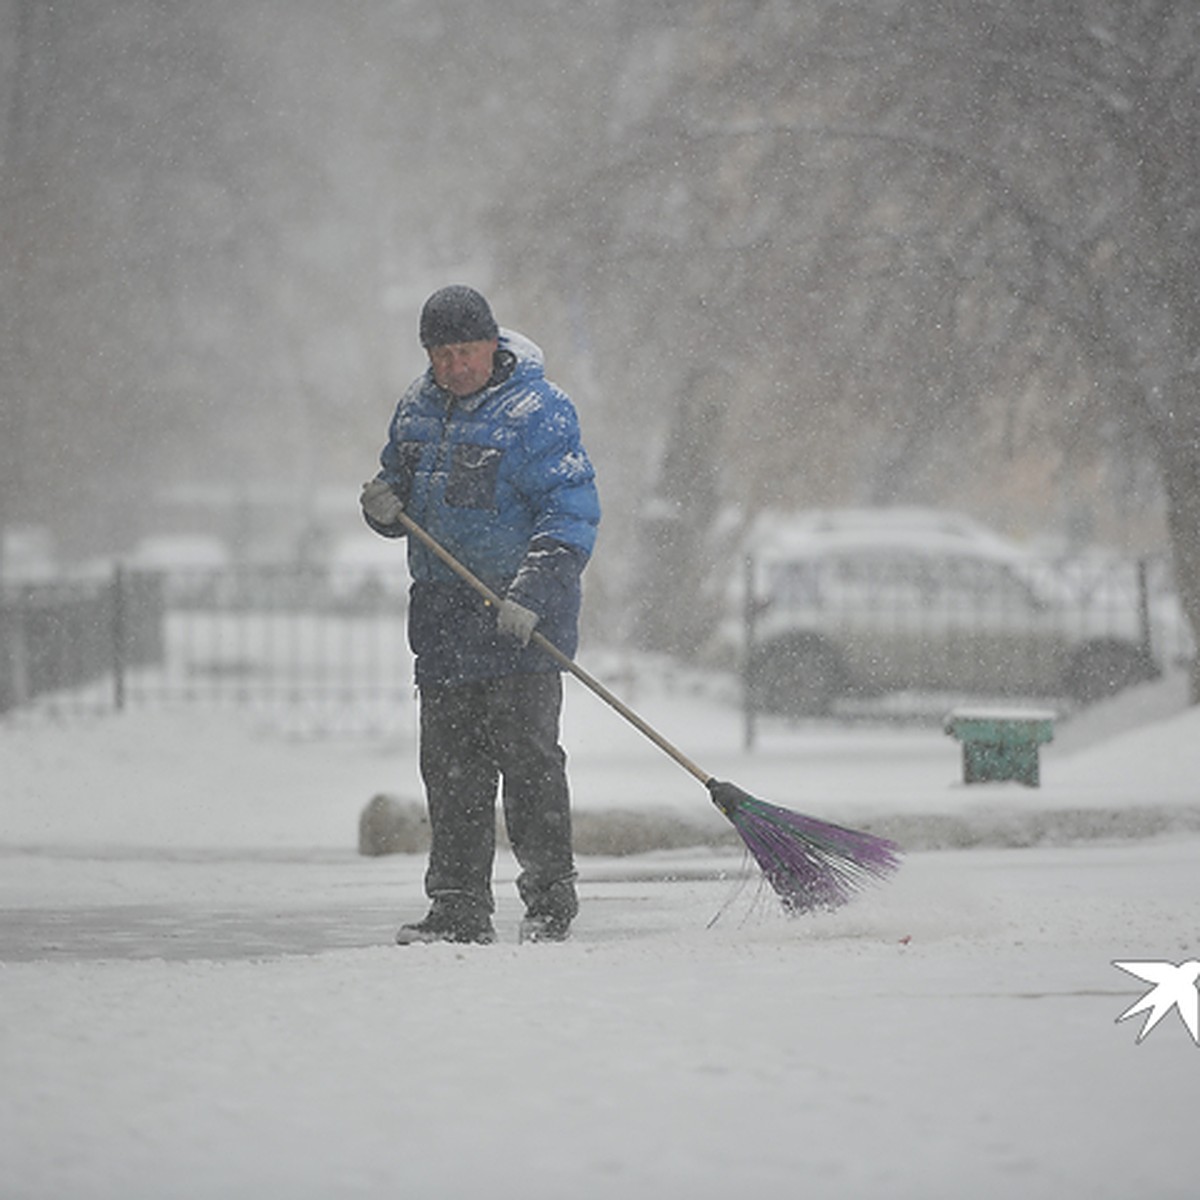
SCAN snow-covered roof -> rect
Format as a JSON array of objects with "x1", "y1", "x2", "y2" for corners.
[{"x1": 745, "y1": 507, "x2": 1026, "y2": 565}]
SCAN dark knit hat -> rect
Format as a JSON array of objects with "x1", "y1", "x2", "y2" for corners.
[{"x1": 419, "y1": 285, "x2": 499, "y2": 348}]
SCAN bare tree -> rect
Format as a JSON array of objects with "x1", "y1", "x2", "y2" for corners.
[
  {"x1": 494, "y1": 0, "x2": 1200, "y2": 692},
  {"x1": 817, "y1": 0, "x2": 1200, "y2": 695}
]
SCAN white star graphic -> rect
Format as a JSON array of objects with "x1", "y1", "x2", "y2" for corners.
[{"x1": 1113, "y1": 960, "x2": 1200, "y2": 1044}]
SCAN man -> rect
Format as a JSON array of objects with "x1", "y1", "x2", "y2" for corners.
[{"x1": 361, "y1": 285, "x2": 600, "y2": 945}]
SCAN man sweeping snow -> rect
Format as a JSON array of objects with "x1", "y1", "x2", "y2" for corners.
[{"x1": 361, "y1": 285, "x2": 600, "y2": 944}]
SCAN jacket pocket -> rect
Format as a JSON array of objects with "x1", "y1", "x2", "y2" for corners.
[{"x1": 445, "y1": 443, "x2": 503, "y2": 510}]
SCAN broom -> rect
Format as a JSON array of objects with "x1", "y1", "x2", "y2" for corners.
[{"x1": 394, "y1": 508, "x2": 902, "y2": 913}]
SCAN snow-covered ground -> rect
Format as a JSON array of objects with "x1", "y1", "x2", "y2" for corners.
[{"x1": 3, "y1": 671, "x2": 1199, "y2": 1199}]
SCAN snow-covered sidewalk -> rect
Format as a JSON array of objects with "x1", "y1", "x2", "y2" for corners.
[{"x1": 3, "y1": 676, "x2": 1200, "y2": 1198}]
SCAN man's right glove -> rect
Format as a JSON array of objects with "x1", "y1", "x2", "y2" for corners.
[
  {"x1": 497, "y1": 597, "x2": 540, "y2": 647},
  {"x1": 360, "y1": 478, "x2": 405, "y2": 526}
]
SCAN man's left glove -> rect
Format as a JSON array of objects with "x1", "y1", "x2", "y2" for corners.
[
  {"x1": 360, "y1": 478, "x2": 405, "y2": 526},
  {"x1": 497, "y1": 597, "x2": 539, "y2": 647}
]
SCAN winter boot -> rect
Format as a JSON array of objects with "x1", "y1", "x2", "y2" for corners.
[
  {"x1": 518, "y1": 878, "x2": 578, "y2": 943},
  {"x1": 395, "y1": 900, "x2": 495, "y2": 946},
  {"x1": 518, "y1": 911, "x2": 572, "y2": 943}
]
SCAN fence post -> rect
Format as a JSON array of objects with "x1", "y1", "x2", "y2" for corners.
[
  {"x1": 0, "y1": 594, "x2": 14, "y2": 713},
  {"x1": 112, "y1": 563, "x2": 126, "y2": 711},
  {"x1": 6, "y1": 589, "x2": 30, "y2": 711},
  {"x1": 1136, "y1": 559, "x2": 1152, "y2": 662}
]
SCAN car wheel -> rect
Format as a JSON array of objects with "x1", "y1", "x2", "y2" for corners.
[
  {"x1": 1064, "y1": 639, "x2": 1159, "y2": 704},
  {"x1": 747, "y1": 634, "x2": 845, "y2": 717}
]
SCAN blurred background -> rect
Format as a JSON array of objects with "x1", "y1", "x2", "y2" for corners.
[{"x1": 3, "y1": 1, "x2": 1198, "y2": 721}]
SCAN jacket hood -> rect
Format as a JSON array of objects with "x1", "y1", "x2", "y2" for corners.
[{"x1": 497, "y1": 328, "x2": 544, "y2": 380}]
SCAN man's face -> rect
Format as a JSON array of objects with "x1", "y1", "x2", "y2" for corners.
[{"x1": 428, "y1": 339, "x2": 498, "y2": 397}]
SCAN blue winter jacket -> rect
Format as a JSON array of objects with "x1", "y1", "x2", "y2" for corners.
[{"x1": 367, "y1": 329, "x2": 600, "y2": 687}]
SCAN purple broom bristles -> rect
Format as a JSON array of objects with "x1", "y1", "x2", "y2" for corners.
[{"x1": 707, "y1": 780, "x2": 901, "y2": 913}]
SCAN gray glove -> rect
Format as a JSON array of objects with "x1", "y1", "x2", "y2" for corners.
[
  {"x1": 497, "y1": 597, "x2": 539, "y2": 647},
  {"x1": 360, "y1": 478, "x2": 405, "y2": 526}
]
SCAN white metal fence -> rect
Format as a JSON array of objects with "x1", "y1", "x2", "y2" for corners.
[
  {"x1": 1, "y1": 565, "x2": 413, "y2": 733},
  {"x1": 3, "y1": 556, "x2": 1194, "y2": 729}
]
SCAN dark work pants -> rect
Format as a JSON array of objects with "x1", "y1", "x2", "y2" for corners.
[{"x1": 419, "y1": 672, "x2": 578, "y2": 919}]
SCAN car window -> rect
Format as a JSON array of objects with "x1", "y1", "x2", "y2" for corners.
[
  {"x1": 936, "y1": 556, "x2": 1042, "y2": 614},
  {"x1": 764, "y1": 550, "x2": 1046, "y2": 618},
  {"x1": 834, "y1": 555, "x2": 929, "y2": 607},
  {"x1": 766, "y1": 561, "x2": 822, "y2": 608}
]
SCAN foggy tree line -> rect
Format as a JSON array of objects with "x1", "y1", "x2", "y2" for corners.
[{"x1": 2, "y1": 1, "x2": 1198, "y2": 695}]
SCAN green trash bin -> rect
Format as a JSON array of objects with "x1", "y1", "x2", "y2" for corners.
[{"x1": 944, "y1": 708, "x2": 1055, "y2": 788}]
